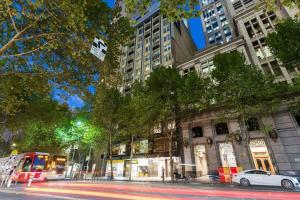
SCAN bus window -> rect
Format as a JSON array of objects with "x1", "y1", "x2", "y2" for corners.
[
  {"x1": 16, "y1": 158, "x2": 24, "y2": 171},
  {"x1": 32, "y1": 156, "x2": 47, "y2": 172},
  {"x1": 22, "y1": 158, "x2": 33, "y2": 172}
]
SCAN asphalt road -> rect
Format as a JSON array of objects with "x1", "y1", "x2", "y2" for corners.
[{"x1": 1, "y1": 180, "x2": 300, "y2": 200}]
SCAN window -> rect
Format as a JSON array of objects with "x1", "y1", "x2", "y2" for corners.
[
  {"x1": 22, "y1": 157, "x2": 33, "y2": 172},
  {"x1": 206, "y1": 26, "x2": 212, "y2": 33},
  {"x1": 211, "y1": 18, "x2": 218, "y2": 30},
  {"x1": 164, "y1": 44, "x2": 171, "y2": 52},
  {"x1": 220, "y1": 14, "x2": 226, "y2": 22},
  {"x1": 192, "y1": 127, "x2": 203, "y2": 138},
  {"x1": 246, "y1": 118, "x2": 260, "y2": 131},
  {"x1": 215, "y1": 122, "x2": 229, "y2": 135},
  {"x1": 138, "y1": 29, "x2": 143, "y2": 35},
  {"x1": 217, "y1": 3, "x2": 223, "y2": 13},
  {"x1": 164, "y1": 35, "x2": 171, "y2": 42},
  {"x1": 165, "y1": 54, "x2": 171, "y2": 62},
  {"x1": 255, "y1": 170, "x2": 267, "y2": 175},
  {"x1": 163, "y1": 25, "x2": 170, "y2": 33},
  {"x1": 262, "y1": 63, "x2": 271, "y2": 74},
  {"x1": 245, "y1": 23, "x2": 254, "y2": 38},
  {"x1": 145, "y1": 55, "x2": 150, "y2": 62},
  {"x1": 270, "y1": 60, "x2": 282, "y2": 76},
  {"x1": 32, "y1": 156, "x2": 47, "y2": 172},
  {"x1": 294, "y1": 114, "x2": 300, "y2": 126},
  {"x1": 215, "y1": 32, "x2": 222, "y2": 41},
  {"x1": 208, "y1": 35, "x2": 215, "y2": 44}
]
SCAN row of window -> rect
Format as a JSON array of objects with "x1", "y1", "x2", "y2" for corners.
[{"x1": 192, "y1": 118, "x2": 261, "y2": 138}]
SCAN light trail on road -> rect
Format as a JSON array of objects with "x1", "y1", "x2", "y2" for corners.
[{"x1": 2, "y1": 181, "x2": 300, "y2": 200}]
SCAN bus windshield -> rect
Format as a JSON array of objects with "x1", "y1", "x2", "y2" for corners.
[{"x1": 32, "y1": 155, "x2": 48, "y2": 172}]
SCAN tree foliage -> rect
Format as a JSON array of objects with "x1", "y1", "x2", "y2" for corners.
[
  {"x1": 266, "y1": 18, "x2": 300, "y2": 69},
  {"x1": 13, "y1": 97, "x2": 71, "y2": 154},
  {"x1": 264, "y1": 0, "x2": 300, "y2": 11},
  {"x1": 93, "y1": 85, "x2": 123, "y2": 178},
  {"x1": 211, "y1": 51, "x2": 285, "y2": 143},
  {"x1": 0, "y1": 0, "x2": 133, "y2": 117},
  {"x1": 123, "y1": 0, "x2": 201, "y2": 21}
]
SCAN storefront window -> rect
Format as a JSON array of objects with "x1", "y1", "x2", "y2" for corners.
[{"x1": 218, "y1": 142, "x2": 237, "y2": 167}]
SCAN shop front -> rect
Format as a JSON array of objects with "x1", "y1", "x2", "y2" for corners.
[{"x1": 124, "y1": 157, "x2": 181, "y2": 178}]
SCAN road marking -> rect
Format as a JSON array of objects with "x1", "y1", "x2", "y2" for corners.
[{"x1": 25, "y1": 187, "x2": 187, "y2": 200}]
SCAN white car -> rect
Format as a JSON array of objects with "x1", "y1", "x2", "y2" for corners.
[{"x1": 232, "y1": 169, "x2": 300, "y2": 189}]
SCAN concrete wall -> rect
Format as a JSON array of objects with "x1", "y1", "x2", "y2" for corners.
[{"x1": 171, "y1": 21, "x2": 197, "y2": 66}]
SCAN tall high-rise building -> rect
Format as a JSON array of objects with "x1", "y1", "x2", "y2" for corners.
[
  {"x1": 117, "y1": 1, "x2": 197, "y2": 94},
  {"x1": 199, "y1": 0, "x2": 235, "y2": 46}
]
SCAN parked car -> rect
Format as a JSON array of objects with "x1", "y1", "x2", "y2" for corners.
[{"x1": 232, "y1": 169, "x2": 300, "y2": 189}]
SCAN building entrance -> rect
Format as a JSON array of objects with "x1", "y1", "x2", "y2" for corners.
[{"x1": 249, "y1": 139, "x2": 275, "y2": 173}]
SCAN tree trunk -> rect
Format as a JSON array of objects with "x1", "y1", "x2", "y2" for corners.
[
  {"x1": 86, "y1": 145, "x2": 92, "y2": 174},
  {"x1": 109, "y1": 132, "x2": 113, "y2": 180},
  {"x1": 129, "y1": 134, "x2": 134, "y2": 181},
  {"x1": 240, "y1": 114, "x2": 250, "y2": 145},
  {"x1": 169, "y1": 131, "x2": 174, "y2": 181}
]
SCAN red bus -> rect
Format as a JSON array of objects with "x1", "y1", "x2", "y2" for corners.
[
  {"x1": 0, "y1": 152, "x2": 67, "y2": 183},
  {"x1": 11, "y1": 152, "x2": 50, "y2": 182}
]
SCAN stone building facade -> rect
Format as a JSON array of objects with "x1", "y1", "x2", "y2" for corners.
[{"x1": 176, "y1": 0, "x2": 300, "y2": 176}]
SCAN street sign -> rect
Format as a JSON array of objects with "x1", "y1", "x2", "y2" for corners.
[{"x1": 90, "y1": 36, "x2": 107, "y2": 61}]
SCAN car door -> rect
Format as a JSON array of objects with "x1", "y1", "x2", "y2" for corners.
[
  {"x1": 252, "y1": 170, "x2": 270, "y2": 185},
  {"x1": 243, "y1": 170, "x2": 259, "y2": 185}
]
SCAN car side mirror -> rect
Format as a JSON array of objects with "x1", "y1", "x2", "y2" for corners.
[{"x1": 267, "y1": 171, "x2": 271, "y2": 176}]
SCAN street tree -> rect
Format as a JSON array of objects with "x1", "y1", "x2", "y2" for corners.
[
  {"x1": 143, "y1": 67, "x2": 209, "y2": 181},
  {"x1": 266, "y1": 18, "x2": 300, "y2": 70},
  {"x1": 210, "y1": 51, "x2": 285, "y2": 144},
  {"x1": 264, "y1": 0, "x2": 300, "y2": 11},
  {"x1": 124, "y1": 0, "x2": 201, "y2": 21},
  {"x1": 0, "y1": 0, "x2": 133, "y2": 123},
  {"x1": 93, "y1": 85, "x2": 123, "y2": 179},
  {"x1": 13, "y1": 97, "x2": 71, "y2": 154},
  {"x1": 118, "y1": 82, "x2": 157, "y2": 180}
]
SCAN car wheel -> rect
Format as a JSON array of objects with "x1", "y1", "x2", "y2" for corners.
[
  {"x1": 281, "y1": 179, "x2": 294, "y2": 189},
  {"x1": 240, "y1": 178, "x2": 250, "y2": 186}
]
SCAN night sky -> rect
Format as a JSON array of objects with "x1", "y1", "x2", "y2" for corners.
[{"x1": 64, "y1": 0, "x2": 206, "y2": 109}]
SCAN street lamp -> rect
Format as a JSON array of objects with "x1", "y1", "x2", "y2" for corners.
[{"x1": 76, "y1": 121, "x2": 83, "y2": 126}]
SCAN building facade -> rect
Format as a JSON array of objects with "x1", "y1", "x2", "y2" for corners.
[
  {"x1": 118, "y1": 1, "x2": 196, "y2": 94},
  {"x1": 176, "y1": 0, "x2": 300, "y2": 177},
  {"x1": 106, "y1": 1, "x2": 197, "y2": 179},
  {"x1": 199, "y1": 0, "x2": 235, "y2": 46},
  {"x1": 227, "y1": 0, "x2": 298, "y2": 83}
]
